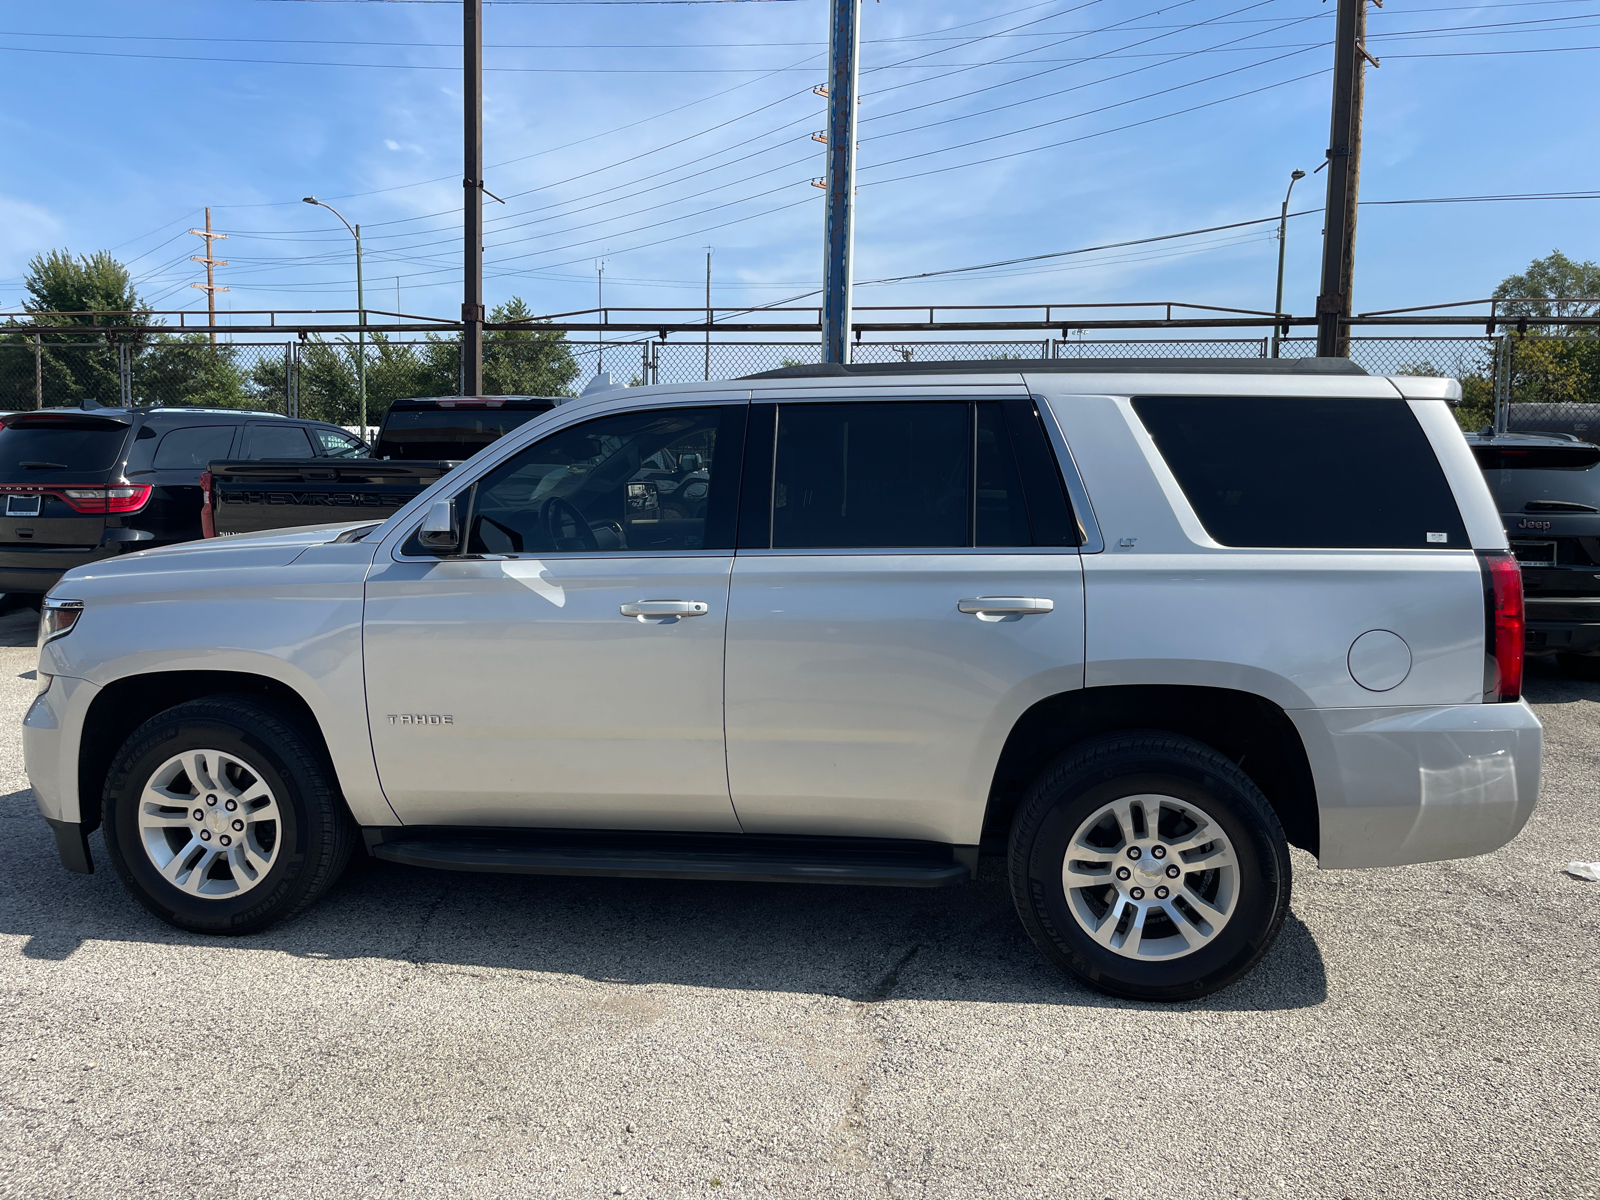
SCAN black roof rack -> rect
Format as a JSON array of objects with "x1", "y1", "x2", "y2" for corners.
[{"x1": 743, "y1": 356, "x2": 1369, "y2": 381}]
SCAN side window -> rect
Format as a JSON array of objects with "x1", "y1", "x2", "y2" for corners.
[
  {"x1": 313, "y1": 428, "x2": 367, "y2": 458},
  {"x1": 245, "y1": 424, "x2": 315, "y2": 459},
  {"x1": 464, "y1": 406, "x2": 733, "y2": 555},
  {"x1": 152, "y1": 425, "x2": 236, "y2": 471},
  {"x1": 976, "y1": 402, "x2": 1033, "y2": 547},
  {"x1": 1131, "y1": 395, "x2": 1469, "y2": 548},
  {"x1": 772, "y1": 402, "x2": 971, "y2": 549}
]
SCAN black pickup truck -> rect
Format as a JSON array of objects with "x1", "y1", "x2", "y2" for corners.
[{"x1": 202, "y1": 395, "x2": 559, "y2": 536}]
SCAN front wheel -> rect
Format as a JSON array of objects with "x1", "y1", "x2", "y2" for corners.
[
  {"x1": 1008, "y1": 732, "x2": 1292, "y2": 1001},
  {"x1": 102, "y1": 695, "x2": 354, "y2": 935}
]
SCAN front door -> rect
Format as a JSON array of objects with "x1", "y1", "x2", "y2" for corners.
[
  {"x1": 363, "y1": 402, "x2": 746, "y2": 830},
  {"x1": 724, "y1": 396, "x2": 1087, "y2": 846}
]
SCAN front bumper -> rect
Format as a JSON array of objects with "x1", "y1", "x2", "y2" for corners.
[
  {"x1": 1291, "y1": 700, "x2": 1542, "y2": 869},
  {"x1": 24, "y1": 672, "x2": 100, "y2": 828}
]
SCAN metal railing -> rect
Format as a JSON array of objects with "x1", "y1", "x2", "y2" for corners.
[{"x1": 3, "y1": 300, "x2": 1595, "y2": 436}]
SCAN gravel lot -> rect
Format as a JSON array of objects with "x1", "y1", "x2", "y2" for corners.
[{"x1": 0, "y1": 598, "x2": 1595, "y2": 1200}]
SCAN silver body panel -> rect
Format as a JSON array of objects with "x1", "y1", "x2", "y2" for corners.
[{"x1": 25, "y1": 371, "x2": 1541, "y2": 870}]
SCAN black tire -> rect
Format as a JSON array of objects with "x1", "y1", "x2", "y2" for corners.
[
  {"x1": 1557, "y1": 652, "x2": 1600, "y2": 680},
  {"x1": 102, "y1": 694, "x2": 355, "y2": 935},
  {"x1": 1008, "y1": 732, "x2": 1292, "y2": 1002}
]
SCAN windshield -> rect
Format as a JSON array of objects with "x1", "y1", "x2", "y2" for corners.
[
  {"x1": 0, "y1": 416, "x2": 130, "y2": 480},
  {"x1": 375, "y1": 409, "x2": 544, "y2": 461}
]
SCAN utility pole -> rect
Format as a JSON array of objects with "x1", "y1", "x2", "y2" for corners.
[
  {"x1": 704, "y1": 248, "x2": 712, "y2": 382},
  {"x1": 1272, "y1": 168, "x2": 1306, "y2": 358},
  {"x1": 1316, "y1": 0, "x2": 1374, "y2": 358},
  {"x1": 820, "y1": 0, "x2": 861, "y2": 365},
  {"x1": 462, "y1": 0, "x2": 485, "y2": 395},
  {"x1": 188, "y1": 207, "x2": 228, "y2": 345}
]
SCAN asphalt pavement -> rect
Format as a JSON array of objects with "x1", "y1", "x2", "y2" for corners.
[{"x1": 0, "y1": 598, "x2": 1595, "y2": 1199}]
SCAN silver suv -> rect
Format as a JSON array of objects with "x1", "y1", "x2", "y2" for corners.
[{"x1": 24, "y1": 359, "x2": 1541, "y2": 1001}]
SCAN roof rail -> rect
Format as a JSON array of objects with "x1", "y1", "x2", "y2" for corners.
[{"x1": 743, "y1": 357, "x2": 1369, "y2": 380}]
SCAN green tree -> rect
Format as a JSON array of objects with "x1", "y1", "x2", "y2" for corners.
[
  {"x1": 1493, "y1": 250, "x2": 1600, "y2": 321},
  {"x1": 483, "y1": 297, "x2": 579, "y2": 396},
  {"x1": 1493, "y1": 250, "x2": 1600, "y2": 410},
  {"x1": 3, "y1": 249, "x2": 154, "y2": 408},
  {"x1": 2, "y1": 249, "x2": 251, "y2": 410}
]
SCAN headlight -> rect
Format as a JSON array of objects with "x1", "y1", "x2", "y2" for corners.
[{"x1": 39, "y1": 598, "x2": 84, "y2": 645}]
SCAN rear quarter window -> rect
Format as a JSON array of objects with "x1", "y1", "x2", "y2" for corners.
[
  {"x1": 153, "y1": 425, "x2": 236, "y2": 470},
  {"x1": 1131, "y1": 395, "x2": 1468, "y2": 549}
]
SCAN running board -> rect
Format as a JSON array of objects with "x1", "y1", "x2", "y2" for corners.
[{"x1": 364, "y1": 828, "x2": 977, "y2": 888}]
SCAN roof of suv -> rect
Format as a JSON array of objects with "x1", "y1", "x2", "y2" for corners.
[
  {"x1": 388, "y1": 395, "x2": 560, "y2": 410},
  {"x1": 744, "y1": 356, "x2": 1369, "y2": 380}
]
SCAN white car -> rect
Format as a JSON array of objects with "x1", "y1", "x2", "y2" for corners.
[{"x1": 24, "y1": 359, "x2": 1541, "y2": 1001}]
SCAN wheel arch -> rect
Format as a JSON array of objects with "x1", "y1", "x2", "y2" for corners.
[
  {"x1": 981, "y1": 684, "x2": 1319, "y2": 857},
  {"x1": 78, "y1": 671, "x2": 341, "y2": 834}
]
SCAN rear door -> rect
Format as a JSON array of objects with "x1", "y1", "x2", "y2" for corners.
[
  {"x1": 133, "y1": 421, "x2": 240, "y2": 543},
  {"x1": 722, "y1": 393, "x2": 1087, "y2": 846}
]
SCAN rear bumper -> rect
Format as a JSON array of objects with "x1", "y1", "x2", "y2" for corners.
[
  {"x1": 1523, "y1": 599, "x2": 1600, "y2": 655},
  {"x1": 1291, "y1": 700, "x2": 1542, "y2": 869},
  {"x1": 0, "y1": 546, "x2": 113, "y2": 595}
]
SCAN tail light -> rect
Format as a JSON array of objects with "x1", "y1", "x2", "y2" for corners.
[
  {"x1": 200, "y1": 471, "x2": 215, "y2": 538},
  {"x1": 1480, "y1": 550, "x2": 1525, "y2": 702},
  {"x1": 59, "y1": 485, "x2": 152, "y2": 514}
]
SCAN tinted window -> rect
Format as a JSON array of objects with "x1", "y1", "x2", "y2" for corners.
[
  {"x1": 976, "y1": 402, "x2": 1032, "y2": 547},
  {"x1": 153, "y1": 425, "x2": 235, "y2": 470},
  {"x1": 1132, "y1": 396, "x2": 1468, "y2": 549},
  {"x1": 246, "y1": 424, "x2": 314, "y2": 459},
  {"x1": 377, "y1": 408, "x2": 545, "y2": 461},
  {"x1": 0, "y1": 417, "x2": 128, "y2": 477},
  {"x1": 466, "y1": 407, "x2": 727, "y2": 555},
  {"x1": 772, "y1": 403, "x2": 970, "y2": 549},
  {"x1": 313, "y1": 428, "x2": 368, "y2": 458}
]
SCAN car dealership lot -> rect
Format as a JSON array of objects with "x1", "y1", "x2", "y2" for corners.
[{"x1": 0, "y1": 601, "x2": 1594, "y2": 1200}]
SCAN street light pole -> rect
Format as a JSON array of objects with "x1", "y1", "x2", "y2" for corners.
[
  {"x1": 303, "y1": 196, "x2": 367, "y2": 435},
  {"x1": 1272, "y1": 168, "x2": 1306, "y2": 359}
]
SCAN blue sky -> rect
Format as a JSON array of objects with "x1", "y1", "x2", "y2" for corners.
[{"x1": 0, "y1": 0, "x2": 1594, "y2": 328}]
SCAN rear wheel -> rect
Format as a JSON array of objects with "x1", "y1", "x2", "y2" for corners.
[
  {"x1": 102, "y1": 695, "x2": 354, "y2": 934},
  {"x1": 1008, "y1": 732, "x2": 1291, "y2": 1001}
]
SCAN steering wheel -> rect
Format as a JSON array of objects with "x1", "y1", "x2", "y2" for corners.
[{"x1": 541, "y1": 496, "x2": 599, "y2": 552}]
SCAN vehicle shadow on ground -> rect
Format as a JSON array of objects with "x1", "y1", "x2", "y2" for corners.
[
  {"x1": 0, "y1": 790, "x2": 1327, "y2": 1013},
  {"x1": 1522, "y1": 655, "x2": 1600, "y2": 706},
  {"x1": 0, "y1": 599, "x2": 38, "y2": 649}
]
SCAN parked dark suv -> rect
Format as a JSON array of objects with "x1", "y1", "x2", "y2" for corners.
[
  {"x1": 1467, "y1": 431, "x2": 1600, "y2": 674},
  {"x1": 0, "y1": 402, "x2": 366, "y2": 596}
]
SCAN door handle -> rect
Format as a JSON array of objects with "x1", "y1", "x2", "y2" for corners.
[
  {"x1": 958, "y1": 597, "x2": 1054, "y2": 616},
  {"x1": 620, "y1": 600, "x2": 710, "y2": 621}
]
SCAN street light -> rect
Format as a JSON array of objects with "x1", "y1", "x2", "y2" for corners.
[
  {"x1": 303, "y1": 196, "x2": 367, "y2": 435},
  {"x1": 1271, "y1": 169, "x2": 1306, "y2": 359}
]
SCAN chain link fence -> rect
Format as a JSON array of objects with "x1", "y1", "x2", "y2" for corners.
[{"x1": 5, "y1": 329, "x2": 1594, "y2": 439}]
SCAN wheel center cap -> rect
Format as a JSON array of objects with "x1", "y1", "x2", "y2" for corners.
[{"x1": 1135, "y1": 856, "x2": 1166, "y2": 883}]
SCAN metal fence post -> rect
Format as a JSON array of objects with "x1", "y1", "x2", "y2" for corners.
[
  {"x1": 32, "y1": 334, "x2": 42, "y2": 409},
  {"x1": 118, "y1": 343, "x2": 132, "y2": 407},
  {"x1": 642, "y1": 340, "x2": 650, "y2": 390},
  {"x1": 286, "y1": 343, "x2": 298, "y2": 417},
  {"x1": 1494, "y1": 333, "x2": 1512, "y2": 434}
]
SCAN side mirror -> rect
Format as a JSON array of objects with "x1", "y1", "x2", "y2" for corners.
[{"x1": 417, "y1": 499, "x2": 459, "y2": 554}]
